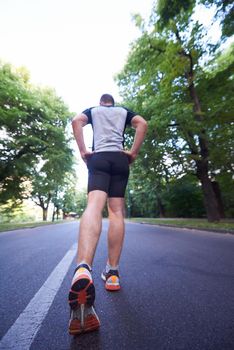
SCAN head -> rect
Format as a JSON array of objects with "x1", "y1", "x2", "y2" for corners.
[{"x1": 100, "y1": 94, "x2": 115, "y2": 106}]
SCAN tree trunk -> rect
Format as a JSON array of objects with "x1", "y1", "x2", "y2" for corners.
[
  {"x1": 175, "y1": 30, "x2": 222, "y2": 221},
  {"x1": 185, "y1": 56, "x2": 221, "y2": 222},
  {"x1": 43, "y1": 208, "x2": 48, "y2": 221},
  {"x1": 56, "y1": 207, "x2": 59, "y2": 220},
  {"x1": 157, "y1": 196, "x2": 165, "y2": 218},
  {"x1": 52, "y1": 209, "x2": 56, "y2": 222},
  {"x1": 196, "y1": 160, "x2": 220, "y2": 222},
  {"x1": 212, "y1": 181, "x2": 225, "y2": 218}
]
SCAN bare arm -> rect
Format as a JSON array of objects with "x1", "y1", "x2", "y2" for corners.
[
  {"x1": 124, "y1": 115, "x2": 148, "y2": 164},
  {"x1": 72, "y1": 113, "x2": 93, "y2": 163}
]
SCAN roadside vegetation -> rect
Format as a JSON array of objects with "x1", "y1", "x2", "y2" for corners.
[
  {"x1": 130, "y1": 218, "x2": 234, "y2": 233},
  {"x1": 1, "y1": 217, "x2": 233, "y2": 234},
  {"x1": 118, "y1": 0, "x2": 234, "y2": 223},
  {"x1": 0, "y1": 220, "x2": 70, "y2": 233}
]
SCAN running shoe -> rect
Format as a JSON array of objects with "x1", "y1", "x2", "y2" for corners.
[
  {"x1": 68, "y1": 264, "x2": 100, "y2": 335},
  {"x1": 101, "y1": 269, "x2": 120, "y2": 291}
]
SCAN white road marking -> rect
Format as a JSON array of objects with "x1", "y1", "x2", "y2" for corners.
[{"x1": 0, "y1": 243, "x2": 77, "y2": 350}]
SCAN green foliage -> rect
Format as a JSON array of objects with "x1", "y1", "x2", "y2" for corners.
[
  {"x1": 53, "y1": 173, "x2": 87, "y2": 217},
  {"x1": 116, "y1": 0, "x2": 234, "y2": 220},
  {"x1": 197, "y1": 44, "x2": 234, "y2": 175},
  {"x1": 162, "y1": 175, "x2": 205, "y2": 217},
  {"x1": 157, "y1": 0, "x2": 196, "y2": 28},
  {"x1": 157, "y1": 0, "x2": 234, "y2": 39},
  {"x1": 199, "y1": 0, "x2": 234, "y2": 38},
  {"x1": 0, "y1": 62, "x2": 74, "y2": 218},
  {"x1": 0, "y1": 63, "x2": 37, "y2": 202},
  {"x1": 216, "y1": 172, "x2": 234, "y2": 217},
  {"x1": 0, "y1": 201, "x2": 36, "y2": 223}
]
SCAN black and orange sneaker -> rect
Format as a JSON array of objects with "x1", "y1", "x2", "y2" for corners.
[
  {"x1": 101, "y1": 269, "x2": 120, "y2": 291},
  {"x1": 68, "y1": 264, "x2": 100, "y2": 335}
]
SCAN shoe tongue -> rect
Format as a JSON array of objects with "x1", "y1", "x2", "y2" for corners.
[
  {"x1": 75, "y1": 263, "x2": 91, "y2": 273},
  {"x1": 108, "y1": 269, "x2": 119, "y2": 276}
]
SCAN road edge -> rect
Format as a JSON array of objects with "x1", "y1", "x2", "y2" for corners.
[{"x1": 126, "y1": 220, "x2": 234, "y2": 235}]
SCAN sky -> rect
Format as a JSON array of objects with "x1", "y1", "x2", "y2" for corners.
[
  {"x1": 0, "y1": 0, "x2": 156, "y2": 188},
  {"x1": 0, "y1": 0, "x2": 155, "y2": 112}
]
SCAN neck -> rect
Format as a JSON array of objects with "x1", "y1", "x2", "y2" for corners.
[{"x1": 100, "y1": 102, "x2": 113, "y2": 107}]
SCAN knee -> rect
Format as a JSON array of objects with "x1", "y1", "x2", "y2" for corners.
[
  {"x1": 86, "y1": 191, "x2": 107, "y2": 214},
  {"x1": 108, "y1": 207, "x2": 125, "y2": 219},
  {"x1": 108, "y1": 198, "x2": 125, "y2": 219}
]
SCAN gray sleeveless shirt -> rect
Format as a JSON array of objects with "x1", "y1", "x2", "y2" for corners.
[{"x1": 82, "y1": 106, "x2": 136, "y2": 152}]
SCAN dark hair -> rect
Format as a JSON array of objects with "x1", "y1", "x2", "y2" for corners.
[{"x1": 100, "y1": 94, "x2": 115, "y2": 105}]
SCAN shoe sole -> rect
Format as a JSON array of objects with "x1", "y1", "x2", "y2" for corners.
[
  {"x1": 101, "y1": 272, "x2": 121, "y2": 292},
  {"x1": 68, "y1": 278, "x2": 99, "y2": 335},
  {"x1": 69, "y1": 277, "x2": 95, "y2": 309},
  {"x1": 69, "y1": 305, "x2": 100, "y2": 335},
  {"x1": 105, "y1": 284, "x2": 121, "y2": 291}
]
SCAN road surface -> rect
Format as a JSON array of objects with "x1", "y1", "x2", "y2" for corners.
[{"x1": 0, "y1": 221, "x2": 234, "y2": 350}]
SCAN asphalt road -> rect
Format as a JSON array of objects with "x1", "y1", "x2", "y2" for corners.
[{"x1": 0, "y1": 221, "x2": 234, "y2": 350}]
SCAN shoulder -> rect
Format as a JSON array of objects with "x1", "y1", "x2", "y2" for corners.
[
  {"x1": 119, "y1": 106, "x2": 137, "y2": 116},
  {"x1": 82, "y1": 106, "x2": 95, "y2": 115},
  {"x1": 80, "y1": 106, "x2": 96, "y2": 124},
  {"x1": 117, "y1": 106, "x2": 137, "y2": 125}
]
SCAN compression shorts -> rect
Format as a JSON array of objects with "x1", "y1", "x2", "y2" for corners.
[{"x1": 87, "y1": 152, "x2": 129, "y2": 197}]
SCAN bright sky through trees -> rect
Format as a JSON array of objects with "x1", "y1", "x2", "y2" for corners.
[{"x1": 0, "y1": 0, "x2": 156, "y2": 188}]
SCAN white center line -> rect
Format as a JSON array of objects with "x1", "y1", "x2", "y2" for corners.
[{"x1": 0, "y1": 243, "x2": 77, "y2": 350}]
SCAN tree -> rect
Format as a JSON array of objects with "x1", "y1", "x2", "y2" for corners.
[
  {"x1": 30, "y1": 88, "x2": 74, "y2": 220},
  {"x1": 162, "y1": 175, "x2": 205, "y2": 217},
  {"x1": 116, "y1": 0, "x2": 233, "y2": 221},
  {"x1": 0, "y1": 63, "x2": 74, "y2": 209},
  {"x1": 62, "y1": 188, "x2": 87, "y2": 218},
  {"x1": 0, "y1": 62, "x2": 75, "y2": 219},
  {"x1": 50, "y1": 172, "x2": 86, "y2": 221},
  {"x1": 0, "y1": 63, "x2": 43, "y2": 204}
]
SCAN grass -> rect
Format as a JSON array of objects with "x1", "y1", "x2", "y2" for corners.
[
  {"x1": 1, "y1": 217, "x2": 234, "y2": 234},
  {"x1": 129, "y1": 218, "x2": 234, "y2": 233},
  {"x1": 0, "y1": 219, "x2": 71, "y2": 233}
]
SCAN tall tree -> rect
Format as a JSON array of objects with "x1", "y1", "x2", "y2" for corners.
[
  {"x1": 0, "y1": 62, "x2": 74, "y2": 216},
  {"x1": 30, "y1": 88, "x2": 73, "y2": 221},
  {"x1": 0, "y1": 63, "x2": 43, "y2": 203},
  {"x1": 116, "y1": 0, "x2": 233, "y2": 221}
]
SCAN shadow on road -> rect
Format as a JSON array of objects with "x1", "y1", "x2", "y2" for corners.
[{"x1": 70, "y1": 330, "x2": 103, "y2": 350}]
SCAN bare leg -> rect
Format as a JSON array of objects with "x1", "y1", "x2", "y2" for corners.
[
  {"x1": 77, "y1": 190, "x2": 107, "y2": 266},
  {"x1": 107, "y1": 197, "x2": 125, "y2": 267}
]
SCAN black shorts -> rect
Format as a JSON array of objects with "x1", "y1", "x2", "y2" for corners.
[{"x1": 87, "y1": 152, "x2": 130, "y2": 197}]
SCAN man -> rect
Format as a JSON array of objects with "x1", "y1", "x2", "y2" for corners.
[{"x1": 68, "y1": 94, "x2": 147, "y2": 335}]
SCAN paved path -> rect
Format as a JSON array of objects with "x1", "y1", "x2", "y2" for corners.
[{"x1": 0, "y1": 221, "x2": 234, "y2": 349}]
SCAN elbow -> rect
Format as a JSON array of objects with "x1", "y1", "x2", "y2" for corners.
[
  {"x1": 71, "y1": 115, "x2": 83, "y2": 130},
  {"x1": 71, "y1": 116, "x2": 82, "y2": 134},
  {"x1": 71, "y1": 115, "x2": 78, "y2": 126},
  {"x1": 132, "y1": 116, "x2": 148, "y2": 133},
  {"x1": 142, "y1": 120, "x2": 148, "y2": 134},
  {"x1": 71, "y1": 113, "x2": 87, "y2": 128}
]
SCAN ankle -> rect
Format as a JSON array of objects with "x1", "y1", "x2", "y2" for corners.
[
  {"x1": 106, "y1": 262, "x2": 119, "y2": 272},
  {"x1": 76, "y1": 261, "x2": 92, "y2": 272}
]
